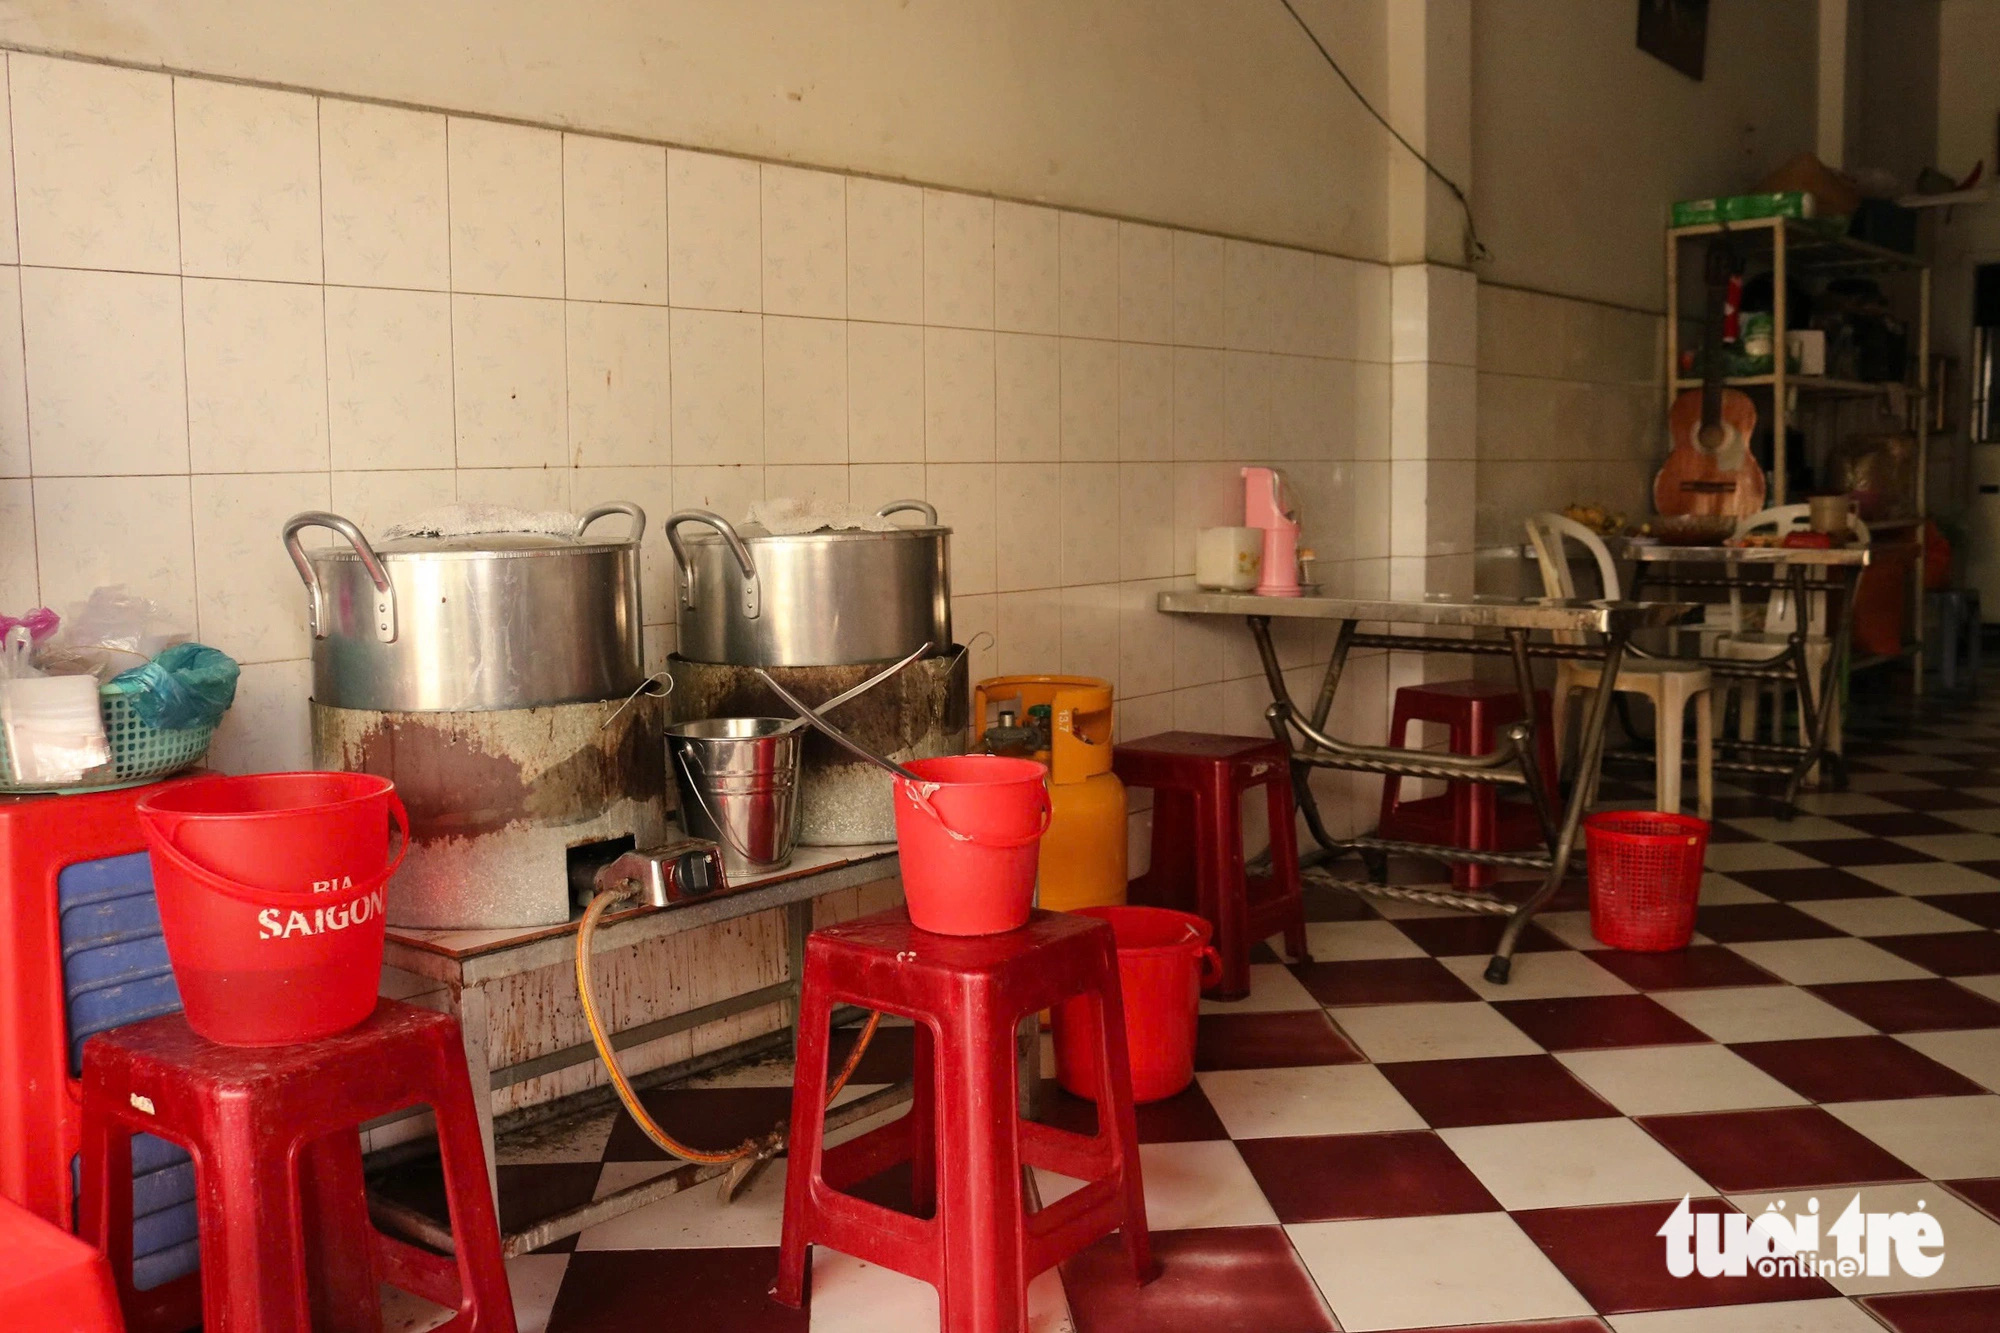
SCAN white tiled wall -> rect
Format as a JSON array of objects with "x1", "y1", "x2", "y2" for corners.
[
  {"x1": 0, "y1": 51, "x2": 1395, "y2": 832},
  {"x1": 1474, "y1": 283, "x2": 1663, "y2": 599}
]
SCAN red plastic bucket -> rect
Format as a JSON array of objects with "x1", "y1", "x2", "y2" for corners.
[
  {"x1": 1584, "y1": 811, "x2": 1709, "y2": 952},
  {"x1": 136, "y1": 773, "x2": 408, "y2": 1046},
  {"x1": 1052, "y1": 906, "x2": 1221, "y2": 1104},
  {"x1": 893, "y1": 755, "x2": 1050, "y2": 936}
]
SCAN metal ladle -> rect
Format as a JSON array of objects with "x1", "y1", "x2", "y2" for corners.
[
  {"x1": 771, "y1": 641, "x2": 930, "y2": 734},
  {"x1": 754, "y1": 669, "x2": 923, "y2": 782}
]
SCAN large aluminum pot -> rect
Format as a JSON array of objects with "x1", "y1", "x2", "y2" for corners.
[
  {"x1": 283, "y1": 504, "x2": 646, "y2": 712},
  {"x1": 666, "y1": 501, "x2": 949, "y2": 666}
]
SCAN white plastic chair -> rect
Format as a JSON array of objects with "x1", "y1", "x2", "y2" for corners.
[
  {"x1": 1715, "y1": 504, "x2": 1869, "y2": 749},
  {"x1": 1525, "y1": 513, "x2": 1714, "y2": 820}
]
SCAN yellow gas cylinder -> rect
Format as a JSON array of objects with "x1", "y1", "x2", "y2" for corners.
[{"x1": 974, "y1": 675, "x2": 1127, "y2": 911}]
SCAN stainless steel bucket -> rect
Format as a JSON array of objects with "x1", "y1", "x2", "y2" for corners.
[{"x1": 666, "y1": 718, "x2": 802, "y2": 876}]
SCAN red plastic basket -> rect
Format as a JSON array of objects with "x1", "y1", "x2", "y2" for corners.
[{"x1": 1584, "y1": 811, "x2": 1709, "y2": 952}]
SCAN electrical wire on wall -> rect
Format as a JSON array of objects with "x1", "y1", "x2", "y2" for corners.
[{"x1": 1276, "y1": 0, "x2": 1491, "y2": 265}]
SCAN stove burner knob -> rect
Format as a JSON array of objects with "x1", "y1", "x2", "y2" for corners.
[{"x1": 674, "y1": 850, "x2": 717, "y2": 897}]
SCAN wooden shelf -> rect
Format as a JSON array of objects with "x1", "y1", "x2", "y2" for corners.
[
  {"x1": 1667, "y1": 216, "x2": 1925, "y2": 276},
  {"x1": 1779, "y1": 225, "x2": 1925, "y2": 275},
  {"x1": 1671, "y1": 374, "x2": 1914, "y2": 397},
  {"x1": 1665, "y1": 209, "x2": 1931, "y2": 699}
]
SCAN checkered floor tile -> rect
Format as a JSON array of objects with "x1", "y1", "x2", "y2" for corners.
[{"x1": 385, "y1": 679, "x2": 2000, "y2": 1332}]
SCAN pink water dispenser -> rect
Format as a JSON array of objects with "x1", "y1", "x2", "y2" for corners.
[{"x1": 1242, "y1": 466, "x2": 1301, "y2": 596}]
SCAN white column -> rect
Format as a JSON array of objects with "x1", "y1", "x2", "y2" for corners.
[
  {"x1": 1383, "y1": 0, "x2": 1476, "y2": 603},
  {"x1": 1382, "y1": 0, "x2": 1479, "y2": 729}
]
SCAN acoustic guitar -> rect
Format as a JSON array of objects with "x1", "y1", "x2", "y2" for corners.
[{"x1": 1654, "y1": 241, "x2": 1766, "y2": 518}]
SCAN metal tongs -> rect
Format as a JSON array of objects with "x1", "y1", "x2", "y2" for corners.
[
  {"x1": 770, "y1": 641, "x2": 931, "y2": 735},
  {"x1": 756, "y1": 664, "x2": 926, "y2": 782}
]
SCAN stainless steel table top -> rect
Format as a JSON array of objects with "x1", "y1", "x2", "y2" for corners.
[
  {"x1": 1157, "y1": 590, "x2": 1696, "y2": 634},
  {"x1": 1620, "y1": 540, "x2": 1871, "y2": 567}
]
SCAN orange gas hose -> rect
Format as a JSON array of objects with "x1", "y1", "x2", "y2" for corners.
[{"x1": 575, "y1": 887, "x2": 882, "y2": 1167}]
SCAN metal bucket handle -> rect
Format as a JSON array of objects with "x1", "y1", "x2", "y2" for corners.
[
  {"x1": 282, "y1": 511, "x2": 397, "y2": 644},
  {"x1": 574, "y1": 502, "x2": 647, "y2": 545},
  {"x1": 876, "y1": 499, "x2": 938, "y2": 525},
  {"x1": 672, "y1": 740, "x2": 787, "y2": 870},
  {"x1": 664, "y1": 509, "x2": 761, "y2": 620}
]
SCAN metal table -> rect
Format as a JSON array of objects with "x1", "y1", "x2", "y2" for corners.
[
  {"x1": 1622, "y1": 542, "x2": 1871, "y2": 809},
  {"x1": 1158, "y1": 590, "x2": 1694, "y2": 983},
  {"x1": 373, "y1": 846, "x2": 910, "y2": 1255}
]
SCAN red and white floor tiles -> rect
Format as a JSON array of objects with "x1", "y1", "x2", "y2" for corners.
[{"x1": 381, "y1": 683, "x2": 2000, "y2": 1332}]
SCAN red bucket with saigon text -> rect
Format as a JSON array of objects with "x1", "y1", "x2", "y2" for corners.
[{"x1": 136, "y1": 773, "x2": 407, "y2": 1045}]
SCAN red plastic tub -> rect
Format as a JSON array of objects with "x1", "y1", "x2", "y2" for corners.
[
  {"x1": 1052, "y1": 906, "x2": 1221, "y2": 1104},
  {"x1": 893, "y1": 755, "x2": 1050, "y2": 936},
  {"x1": 1584, "y1": 810, "x2": 1709, "y2": 952},
  {"x1": 136, "y1": 773, "x2": 407, "y2": 1046}
]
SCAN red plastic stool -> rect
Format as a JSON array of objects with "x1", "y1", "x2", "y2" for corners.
[
  {"x1": 1376, "y1": 680, "x2": 1560, "y2": 891},
  {"x1": 1113, "y1": 733, "x2": 1309, "y2": 1001},
  {"x1": 774, "y1": 907, "x2": 1154, "y2": 1332},
  {"x1": 0, "y1": 1193, "x2": 124, "y2": 1332},
  {"x1": 78, "y1": 1000, "x2": 515, "y2": 1333}
]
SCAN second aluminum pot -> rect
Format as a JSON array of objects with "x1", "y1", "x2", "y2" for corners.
[{"x1": 666, "y1": 501, "x2": 950, "y2": 667}]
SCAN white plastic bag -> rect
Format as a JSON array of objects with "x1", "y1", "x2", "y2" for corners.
[
  {"x1": 0, "y1": 624, "x2": 38, "y2": 682},
  {"x1": 3, "y1": 609, "x2": 115, "y2": 784},
  {"x1": 745, "y1": 497, "x2": 898, "y2": 535},
  {"x1": 0, "y1": 670, "x2": 110, "y2": 784},
  {"x1": 44, "y1": 586, "x2": 188, "y2": 680}
]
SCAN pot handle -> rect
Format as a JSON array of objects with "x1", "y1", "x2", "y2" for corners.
[
  {"x1": 876, "y1": 498, "x2": 938, "y2": 526},
  {"x1": 663, "y1": 509, "x2": 761, "y2": 620},
  {"x1": 575, "y1": 502, "x2": 647, "y2": 545},
  {"x1": 282, "y1": 511, "x2": 397, "y2": 644}
]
